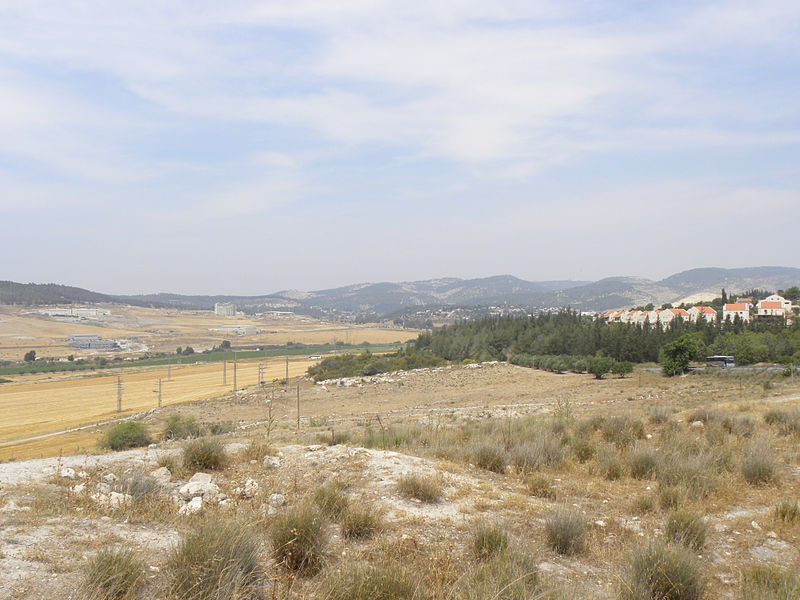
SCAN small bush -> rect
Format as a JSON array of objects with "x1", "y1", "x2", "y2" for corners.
[
  {"x1": 463, "y1": 549, "x2": 540, "y2": 600},
  {"x1": 168, "y1": 518, "x2": 262, "y2": 599},
  {"x1": 545, "y1": 507, "x2": 586, "y2": 555},
  {"x1": 571, "y1": 437, "x2": 596, "y2": 463},
  {"x1": 775, "y1": 499, "x2": 800, "y2": 523},
  {"x1": 509, "y1": 434, "x2": 564, "y2": 473},
  {"x1": 763, "y1": 408, "x2": 800, "y2": 436},
  {"x1": 739, "y1": 564, "x2": 800, "y2": 600},
  {"x1": 633, "y1": 495, "x2": 656, "y2": 514},
  {"x1": 99, "y1": 421, "x2": 151, "y2": 451},
  {"x1": 472, "y1": 443, "x2": 507, "y2": 473},
  {"x1": 208, "y1": 421, "x2": 235, "y2": 436},
  {"x1": 741, "y1": 440, "x2": 777, "y2": 485},
  {"x1": 313, "y1": 482, "x2": 349, "y2": 518},
  {"x1": 721, "y1": 415, "x2": 754, "y2": 438},
  {"x1": 628, "y1": 447, "x2": 658, "y2": 480},
  {"x1": 686, "y1": 408, "x2": 718, "y2": 424},
  {"x1": 81, "y1": 548, "x2": 144, "y2": 600},
  {"x1": 397, "y1": 473, "x2": 441, "y2": 503},
  {"x1": 157, "y1": 454, "x2": 180, "y2": 473},
  {"x1": 526, "y1": 474, "x2": 556, "y2": 500},
  {"x1": 270, "y1": 503, "x2": 327, "y2": 574},
  {"x1": 116, "y1": 472, "x2": 160, "y2": 502},
  {"x1": 164, "y1": 414, "x2": 205, "y2": 440},
  {"x1": 649, "y1": 406, "x2": 671, "y2": 425},
  {"x1": 599, "y1": 449, "x2": 623, "y2": 480},
  {"x1": 471, "y1": 522, "x2": 509, "y2": 560},
  {"x1": 659, "y1": 486, "x2": 686, "y2": 511},
  {"x1": 619, "y1": 542, "x2": 705, "y2": 600},
  {"x1": 182, "y1": 438, "x2": 226, "y2": 471},
  {"x1": 602, "y1": 415, "x2": 645, "y2": 449},
  {"x1": 666, "y1": 510, "x2": 708, "y2": 550},
  {"x1": 340, "y1": 505, "x2": 382, "y2": 539}
]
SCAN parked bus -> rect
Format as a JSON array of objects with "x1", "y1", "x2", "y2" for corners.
[{"x1": 706, "y1": 355, "x2": 735, "y2": 368}]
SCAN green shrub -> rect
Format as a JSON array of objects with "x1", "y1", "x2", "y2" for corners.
[
  {"x1": 572, "y1": 437, "x2": 596, "y2": 463},
  {"x1": 739, "y1": 564, "x2": 800, "y2": 600},
  {"x1": 81, "y1": 548, "x2": 144, "y2": 600},
  {"x1": 208, "y1": 421, "x2": 235, "y2": 436},
  {"x1": 741, "y1": 440, "x2": 777, "y2": 485},
  {"x1": 340, "y1": 505, "x2": 382, "y2": 539},
  {"x1": 775, "y1": 499, "x2": 800, "y2": 523},
  {"x1": 526, "y1": 474, "x2": 556, "y2": 500},
  {"x1": 397, "y1": 473, "x2": 441, "y2": 503},
  {"x1": 313, "y1": 482, "x2": 349, "y2": 518},
  {"x1": 168, "y1": 518, "x2": 262, "y2": 599},
  {"x1": 182, "y1": 438, "x2": 226, "y2": 471},
  {"x1": 471, "y1": 522, "x2": 509, "y2": 560},
  {"x1": 628, "y1": 447, "x2": 658, "y2": 480},
  {"x1": 666, "y1": 510, "x2": 708, "y2": 550},
  {"x1": 270, "y1": 503, "x2": 327, "y2": 574},
  {"x1": 472, "y1": 443, "x2": 507, "y2": 473},
  {"x1": 164, "y1": 414, "x2": 205, "y2": 440},
  {"x1": 545, "y1": 507, "x2": 586, "y2": 555},
  {"x1": 99, "y1": 421, "x2": 151, "y2": 451},
  {"x1": 619, "y1": 542, "x2": 705, "y2": 600}
]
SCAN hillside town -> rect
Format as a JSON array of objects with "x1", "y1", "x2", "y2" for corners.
[{"x1": 598, "y1": 293, "x2": 797, "y2": 327}]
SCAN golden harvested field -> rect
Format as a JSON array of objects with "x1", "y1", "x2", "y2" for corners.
[
  {"x1": 0, "y1": 356, "x2": 315, "y2": 460},
  {"x1": 0, "y1": 304, "x2": 417, "y2": 360}
]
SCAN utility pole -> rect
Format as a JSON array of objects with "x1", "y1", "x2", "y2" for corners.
[
  {"x1": 233, "y1": 351, "x2": 237, "y2": 391},
  {"x1": 167, "y1": 357, "x2": 172, "y2": 381},
  {"x1": 285, "y1": 355, "x2": 289, "y2": 388},
  {"x1": 116, "y1": 376, "x2": 122, "y2": 413},
  {"x1": 157, "y1": 378, "x2": 162, "y2": 408},
  {"x1": 223, "y1": 359, "x2": 227, "y2": 385},
  {"x1": 296, "y1": 382, "x2": 300, "y2": 435}
]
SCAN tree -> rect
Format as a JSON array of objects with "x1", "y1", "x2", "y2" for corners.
[
  {"x1": 612, "y1": 361, "x2": 634, "y2": 378},
  {"x1": 660, "y1": 334, "x2": 698, "y2": 376},
  {"x1": 67, "y1": 354, "x2": 74, "y2": 361},
  {"x1": 220, "y1": 340, "x2": 231, "y2": 350},
  {"x1": 23, "y1": 350, "x2": 36, "y2": 362},
  {"x1": 182, "y1": 346, "x2": 194, "y2": 355},
  {"x1": 588, "y1": 356, "x2": 612, "y2": 379},
  {"x1": 176, "y1": 346, "x2": 182, "y2": 355},
  {"x1": 783, "y1": 286, "x2": 800, "y2": 302}
]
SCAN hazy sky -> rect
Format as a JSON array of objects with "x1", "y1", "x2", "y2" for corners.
[{"x1": 1, "y1": 1, "x2": 799, "y2": 295}]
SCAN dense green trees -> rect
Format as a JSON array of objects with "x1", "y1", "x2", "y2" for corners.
[
  {"x1": 413, "y1": 310, "x2": 800, "y2": 367},
  {"x1": 659, "y1": 334, "x2": 698, "y2": 376},
  {"x1": 23, "y1": 350, "x2": 36, "y2": 362}
]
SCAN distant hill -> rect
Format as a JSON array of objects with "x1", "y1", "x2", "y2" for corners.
[
  {"x1": 3, "y1": 266, "x2": 798, "y2": 315},
  {"x1": 0, "y1": 281, "x2": 115, "y2": 306}
]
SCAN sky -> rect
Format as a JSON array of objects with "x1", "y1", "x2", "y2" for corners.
[{"x1": 1, "y1": 1, "x2": 799, "y2": 295}]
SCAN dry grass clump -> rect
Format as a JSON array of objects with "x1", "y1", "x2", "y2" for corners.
[
  {"x1": 545, "y1": 507, "x2": 586, "y2": 556},
  {"x1": 397, "y1": 472, "x2": 442, "y2": 503},
  {"x1": 99, "y1": 421, "x2": 151, "y2": 451},
  {"x1": 665, "y1": 510, "x2": 708, "y2": 551},
  {"x1": 571, "y1": 437, "x2": 596, "y2": 463},
  {"x1": 509, "y1": 433, "x2": 565, "y2": 473},
  {"x1": 241, "y1": 436, "x2": 270, "y2": 462},
  {"x1": 471, "y1": 522, "x2": 509, "y2": 560},
  {"x1": 340, "y1": 504, "x2": 383, "y2": 539},
  {"x1": 656, "y1": 435, "x2": 725, "y2": 499},
  {"x1": 168, "y1": 518, "x2": 262, "y2": 600},
  {"x1": 739, "y1": 564, "x2": 800, "y2": 600},
  {"x1": 764, "y1": 407, "x2": 800, "y2": 436},
  {"x1": 156, "y1": 454, "x2": 181, "y2": 473},
  {"x1": 471, "y1": 442, "x2": 507, "y2": 473},
  {"x1": 648, "y1": 405, "x2": 671, "y2": 424},
  {"x1": 323, "y1": 561, "x2": 419, "y2": 600},
  {"x1": 721, "y1": 415, "x2": 754, "y2": 438},
  {"x1": 526, "y1": 473, "x2": 556, "y2": 500},
  {"x1": 463, "y1": 548, "x2": 540, "y2": 600},
  {"x1": 632, "y1": 495, "x2": 656, "y2": 514},
  {"x1": 270, "y1": 502, "x2": 327, "y2": 574},
  {"x1": 313, "y1": 482, "x2": 349, "y2": 518},
  {"x1": 628, "y1": 446, "x2": 658, "y2": 480},
  {"x1": 80, "y1": 548, "x2": 144, "y2": 600},
  {"x1": 182, "y1": 437, "x2": 226, "y2": 471},
  {"x1": 115, "y1": 471, "x2": 160, "y2": 502},
  {"x1": 686, "y1": 407, "x2": 719, "y2": 424},
  {"x1": 775, "y1": 499, "x2": 800, "y2": 523},
  {"x1": 602, "y1": 415, "x2": 645, "y2": 449},
  {"x1": 619, "y1": 541, "x2": 706, "y2": 600},
  {"x1": 598, "y1": 449, "x2": 623, "y2": 480},
  {"x1": 741, "y1": 439, "x2": 777, "y2": 485},
  {"x1": 659, "y1": 486, "x2": 686, "y2": 511},
  {"x1": 163, "y1": 413, "x2": 205, "y2": 440}
]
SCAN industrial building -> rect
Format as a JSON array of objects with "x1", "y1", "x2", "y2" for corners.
[{"x1": 214, "y1": 302, "x2": 235, "y2": 316}]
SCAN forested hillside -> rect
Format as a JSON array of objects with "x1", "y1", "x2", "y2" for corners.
[{"x1": 0, "y1": 281, "x2": 114, "y2": 305}]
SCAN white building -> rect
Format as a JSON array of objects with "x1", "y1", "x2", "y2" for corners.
[
  {"x1": 723, "y1": 303, "x2": 750, "y2": 322},
  {"x1": 686, "y1": 306, "x2": 718, "y2": 323},
  {"x1": 759, "y1": 294, "x2": 791, "y2": 314},
  {"x1": 214, "y1": 302, "x2": 235, "y2": 316}
]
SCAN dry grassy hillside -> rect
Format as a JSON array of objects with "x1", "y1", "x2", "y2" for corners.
[{"x1": 0, "y1": 363, "x2": 798, "y2": 599}]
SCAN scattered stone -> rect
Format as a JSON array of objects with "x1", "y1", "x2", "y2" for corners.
[
  {"x1": 102, "y1": 473, "x2": 118, "y2": 484},
  {"x1": 594, "y1": 520, "x2": 606, "y2": 528},
  {"x1": 59, "y1": 468, "x2": 76, "y2": 480},
  {"x1": 149, "y1": 467, "x2": 172, "y2": 486},
  {"x1": 750, "y1": 545, "x2": 778, "y2": 561},
  {"x1": 188, "y1": 472, "x2": 213, "y2": 485},
  {"x1": 306, "y1": 445, "x2": 324, "y2": 452},
  {"x1": 268, "y1": 493, "x2": 286, "y2": 507},
  {"x1": 751, "y1": 520, "x2": 762, "y2": 531},
  {"x1": 690, "y1": 421, "x2": 704, "y2": 430},
  {"x1": 263, "y1": 456, "x2": 281, "y2": 469},
  {"x1": 179, "y1": 481, "x2": 220, "y2": 502},
  {"x1": 179, "y1": 496, "x2": 203, "y2": 516},
  {"x1": 767, "y1": 531, "x2": 778, "y2": 539},
  {"x1": 0, "y1": 500, "x2": 30, "y2": 513},
  {"x1": 98, "y1": 482, "x2": 111, "y2": 495},
  {"x1": 224, "y1": 442, "x2": 247, "y2": 455},
  {"x1": 72, "y1": 483, "x2": 86, "y2": 494},
  {"x1": 148, "y1": 443, "x2": 158, "y2": 449},
  {"x1": 242, "y1": 479, "x2": 259, "y2": 498}
]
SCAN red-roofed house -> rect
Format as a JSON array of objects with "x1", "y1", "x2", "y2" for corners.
[
  {"x1": 687, "y1": 305, "x2": 718, "y2": 323},
  {"x1": 757, "y1": 301, "x2": 786, "y2": 317},
  {"x1": 658, "y1": 308, "x2": 689, "y2": 328},
  {"x1": 723, "y1": 303, "x2": 750, "y2": 322}
]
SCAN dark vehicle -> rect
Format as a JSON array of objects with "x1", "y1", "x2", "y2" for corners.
[{"x1": 706, "y1": 355, "x2": 735, "y2": 368}]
